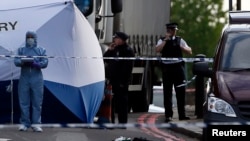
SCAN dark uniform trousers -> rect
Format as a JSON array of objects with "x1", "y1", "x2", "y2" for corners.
[
  {"x1": 162, "y1": 62, "x2": 186, "y2": 118},
  {"x1": 111, "y1": 84, "x2": 128, "y2": 124}
]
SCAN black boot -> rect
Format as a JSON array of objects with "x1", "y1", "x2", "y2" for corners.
[{"x1": 179, "y1": 116, "x2": 190, "y2": 120}]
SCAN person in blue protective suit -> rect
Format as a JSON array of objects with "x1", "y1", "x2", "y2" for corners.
[{"x1": 14, "y1": 31, "x2": 48, "y2": 132}]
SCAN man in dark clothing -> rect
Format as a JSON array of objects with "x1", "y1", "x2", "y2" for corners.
[
  {"x1": 103, "y1": 31, "x2": 135, "y2": 124},
  {"x1": 155, "y1": 23, "x2": 192, "y2": 122}
]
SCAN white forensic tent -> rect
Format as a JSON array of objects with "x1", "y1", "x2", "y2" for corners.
[{"x1": 0, "y1": 0, "x2": 105, "y2": 123}]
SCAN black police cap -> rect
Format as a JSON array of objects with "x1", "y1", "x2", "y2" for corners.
[
  {"x1": 166, "y1": 22, "x2": 178, "y2": 30},
  {"x1": 113, "y1": 32, "x2": 129, "y2": 41}
]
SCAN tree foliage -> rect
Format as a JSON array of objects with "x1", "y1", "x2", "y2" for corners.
[
  {"x1": 170, "y1": 0, "x2": 227, "y2": 58},
  {"x1": 169, "y1": 0, "x2": 228, "y2": 82}
]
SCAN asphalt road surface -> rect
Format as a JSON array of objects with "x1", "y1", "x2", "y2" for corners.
[
  {"x1": 0, "y1": 112, "x2": 200, "y2": 141},
  {"x1": 0, "y1": 87, "x2": 200, "y2": 141}
]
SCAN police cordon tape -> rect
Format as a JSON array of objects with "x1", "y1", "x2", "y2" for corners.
[
  {"x1": 0, "y1": 122, "x2": 214, "y2": 129},
  {"x1": 177, "y1": 75, "x2": 196, "y2": 88},
  {"x1": 1, "y1": 122, "x2": 250, "y2": 129},
  {"x1": 0, "y1": 55, "x2": 214, "y2": 63},
  {"x1": 1, "y1": 55, "x2": 209, "y2": 87}
]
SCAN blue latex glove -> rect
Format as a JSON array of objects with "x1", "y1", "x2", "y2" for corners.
[{"x1": 32, "y1": 62, "x2": 40, "y2": 69}]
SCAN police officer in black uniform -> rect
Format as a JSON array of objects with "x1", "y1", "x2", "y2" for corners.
[
  {"x1": 156, "y1": 23, "x2": 192, "y2": 122},
  {"x1": 103, "y1": 32, "x2": 135, "y2": 124}
]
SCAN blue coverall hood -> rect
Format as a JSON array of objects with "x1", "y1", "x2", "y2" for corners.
[{"x1": 25, "y1": 31, "x2": 37, "y2": 47}]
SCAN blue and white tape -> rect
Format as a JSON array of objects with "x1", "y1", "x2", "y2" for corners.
[
  {"x1": 0, "y1": 55, "x2": 214, "y2": 63},
  {"x1": 1, "y1": 122, "x2": 250, "y2": 129},
  {"x1": 0, "y1": 122, "x2": 204, "y2": 129}
]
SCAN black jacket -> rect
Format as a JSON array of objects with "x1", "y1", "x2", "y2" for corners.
[{"x1": 103, "y1": 43, "x2": 135, "y2": 86}]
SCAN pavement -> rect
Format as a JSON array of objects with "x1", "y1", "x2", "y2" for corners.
[
  {"x1": 148, "y1": 104, "x2": 203, "y2": 140},
  {"x1": 151, "y1": 86, "x2": 203, "y2": 140},
  {"x1": 167, "y1": 105, "x2": 203, "y2": 140},
  {"x1": 0, "y1": 105, "x2": 203, "y2": 141}
]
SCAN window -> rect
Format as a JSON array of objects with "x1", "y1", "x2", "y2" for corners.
[
  {"x1": 221, "y1": 32, "x2": 250, "y2": 70},
  {"x1": 74, "y1": 0, "x2": 93, "y2": 16}
]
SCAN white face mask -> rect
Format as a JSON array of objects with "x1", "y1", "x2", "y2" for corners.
[{"x1": 27, "y1": 38, "x2": 35, "y2": 46}]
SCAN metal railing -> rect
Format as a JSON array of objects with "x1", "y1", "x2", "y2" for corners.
[{"x1": 128, "y1": 34, "x2": 162, "y2": 57}]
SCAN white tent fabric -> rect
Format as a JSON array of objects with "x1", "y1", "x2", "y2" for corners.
[{"x1": 0, "y1": 0, "x2": 105, "y2": 123}]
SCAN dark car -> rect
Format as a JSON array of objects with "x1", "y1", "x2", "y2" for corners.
[{"x1": 193, "y1": 11, "x2": 250, "y2": 139}]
